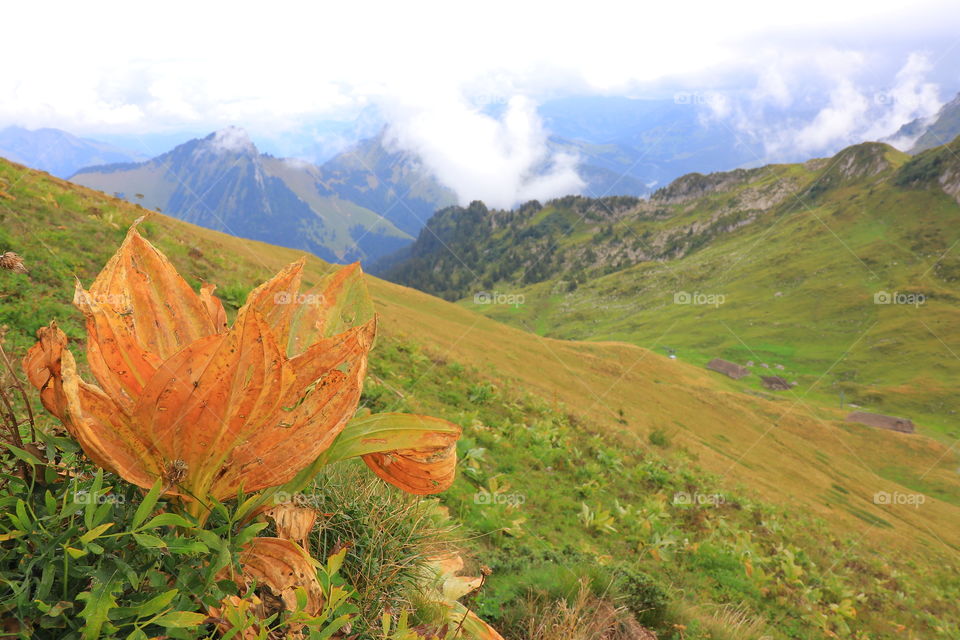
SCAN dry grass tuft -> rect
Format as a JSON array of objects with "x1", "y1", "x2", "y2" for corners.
[
  {"x1": 520, "y1": 579, "x2": 658, "y2": 640},
  {"x1": 0, "y1": 252, "x2": 26, "y2": 274}
]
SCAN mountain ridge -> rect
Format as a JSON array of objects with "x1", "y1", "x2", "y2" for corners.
[
  {"x1": 69, "y1": 127, "x2": 415, "y2": 263},
  {"x1": 0, "y1": 125, "x2": 147, "y2": 178},
  {"x1": 886, "y1": 91, "x2": 960, "y2": 154}
]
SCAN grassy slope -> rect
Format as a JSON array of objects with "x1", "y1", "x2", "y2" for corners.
[
  {"x1": 2, "y1": 159, "x2": 959, "y2": 637},
  {"x1": 259, "y1": 156, "x2": 413, "y2": 249},
  {"x1": 474, "y1": 144, "x2": 960, "y2": 445}
]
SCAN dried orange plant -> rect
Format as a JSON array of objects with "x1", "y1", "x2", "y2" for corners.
[
  {"x1": 24, "y1": 222, "x2": 460, "y2": 517},
  {"x1": 20, "y1": 221, "x2": 485, "y2": 632}
]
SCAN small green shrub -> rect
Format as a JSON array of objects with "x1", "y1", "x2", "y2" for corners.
[
  {"x1": 615, "y1": 567, "x2": 669, "y2": 627},
  {"x1": 649, "y1": 427, "x2": 671, "y2": 448},
  {"x1": 304, "y1": 462, "x2": 454, "y2": 635}
]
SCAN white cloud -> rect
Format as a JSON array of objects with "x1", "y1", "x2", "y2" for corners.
[
  {"x1": 863, "y1": 52, "x2": 943, "y2": 146},
  {"x1": 703, "y1": 50, "x2": 946, "y2": 159},
  {"x1": 792, "y1": 79, "x2": 871, "y2": 153},
  {"x1": 207, "y1": 126, "x2": 256, "y2": 154},
  {"x1": 384, "y1": 95, "x2": 584, "y2": 209},
  {"x1": 756, "y1": 65, "x2": 793, "y2": 108},
  {"x1": 0, "y1": 0, "x2": 958, "y2": 204},
  {"x1": 2, "y1": 0, "x2": 955, "y2": 136}
]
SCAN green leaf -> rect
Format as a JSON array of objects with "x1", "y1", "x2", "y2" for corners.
[
  {"x1": 325, "y1": 412, "x2": 461, "y2": 463},
  {"x1": 0, "y1": 442, "x2": 43, "y2": 465},
  {"x1": 35, "y1": 430, "x2": 80, "y2": 454},
  {"x1": 79, "y1": 522, "x2": 114, "y2": 544},
  {"x1": 326, "y1": 548, "x2": 347, "y2": 577},
  {"x1": 234, "y1": 521, "x2": 268, "y2": 547},
  {"x1": 132, "y1": 478, "x2": 164, "y2": 529},
  {"x1": 294, "y1": 587, "x2": 307, "y2": 612},
  {"x1": 193, "y1": 528, "x2": 221, "y2": 549},
  {"x1": 381, "y1": 610, "x2": 392, "y2": 636},
  {"x1": 314, "y1": 613, "x2": 354, "y2": 640},
  {"x1": 44, "y1": 490, "x2": 57, "y2": 516},
  {"x1": 42, "y1": 600, "x2": 73, "y2": 617},
  {"x1": 132, "y1": 533, "x2": 167, "y2": 549},
  {"x1": 212, "y1": 541, "x2": 232, "y2": 575},
  {"x1": 15, "y1": 500, "x2": 30, "y2": 531},
  {"x1": 166, "y1": 539, "x2": 209, "y2": 555},
  {"x1": 151, "y1": 610, "x2": 208, "y2": 628},
  {"x1": 112, "y1": 556, "x2": 141, "y2": 590},
  {"x1": 77, "y1": 572, "x2": 121, "y2": 640},
  {"x1": 37, "y1": 563, "x2": 55, "y2": 602},
  {"x1": 65, "y1": 546, "x2": 87, "y2": 559},
  {"x1": 141, "y1": 512, "x2": 194, "y2": 530},
  {"x1": 132, "y1": 588, "x2": 178, "y2": 618},
  {"x1": 84, "y1": 471, "x2": 104, "y2": 530},
  {"x1": 93, "y1": 500, "x2": 114, "y2": 527}
]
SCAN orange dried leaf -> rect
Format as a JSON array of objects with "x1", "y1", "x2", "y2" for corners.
[
  {"x1": 78, "y1": 219, "x2": 221, "y2": 360},
  {"x1": 237, "y1": 537, "x2": 324, "y2": 616},
  {"x1": 287, "y1": 262, "x2": 375, "y2": 355},
  {"x1": 325, "y1": 413, "x2": 461, "y2": 495},
  {"x1": 23, "y1": 322, "x2": 160, "y2": 485},
  {"x1": 244, "y1": 503, "x2": 317, "y2": 551},
  {"x1": 24, "y1": 224, "x2": 377, "y2": 507},
  {"x1": 199, "y1": 283, "x2": 228, "y2": 333}
]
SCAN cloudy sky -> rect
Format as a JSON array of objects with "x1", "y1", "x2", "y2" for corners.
[{"x1": 3, "y1": 0, "x2": 960, "y2": 206}]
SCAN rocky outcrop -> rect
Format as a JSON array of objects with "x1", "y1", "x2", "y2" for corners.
[
  {"x1": 651, "y1": 168, "x2": 766, "y2": 204},
  {"x1": 846, "y1": 411, "x2": 915, "y2": 434}
]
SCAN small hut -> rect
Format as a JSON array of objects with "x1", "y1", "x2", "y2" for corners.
[
  {"x1": 846, "y1": 411, "x2": 915, "y2": 434},
  {"x1": 761, "y1": 376, "x2": 791, "y2": 391},
  {"x1": 706, "y1": 358, "x2": 749, "y2": 380}
]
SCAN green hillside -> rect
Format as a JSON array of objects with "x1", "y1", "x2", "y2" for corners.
[
  {"x1": 315, "y1": 132, "x2": 458, "y2": 236},
  {"x1": 2, "y1": 157, "x2": 960, "y2": 638},
  {"x1": 382, "y1": 140, "x2": 960, "y2": 444}
]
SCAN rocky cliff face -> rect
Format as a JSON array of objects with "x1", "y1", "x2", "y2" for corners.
[
  {"x1": 939, "y1": 159, "x2": 960, "y2": 204},
  {"x1": 894, "y1": 135, "x2": 960, "y2": 205},
  {"x1": 650, "y1": 168, "x2": 766, "y2": 204}
]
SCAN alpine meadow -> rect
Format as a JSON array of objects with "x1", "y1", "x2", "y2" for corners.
[{"x1": 2, "y1": 3, "x2": 960, "y2": 639}]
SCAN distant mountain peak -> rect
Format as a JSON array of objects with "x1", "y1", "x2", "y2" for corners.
[
  {"x1": 204, "y1": 126, "x2": 257, "y2": 155},
  {"x1": 69, "y1": 128, "x2": 417, "y2": 264},
  {"x1": 886, "y1": 91, "x2": 960, "y2": 154}
]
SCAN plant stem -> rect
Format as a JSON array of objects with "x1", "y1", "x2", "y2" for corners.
[{"x1": 0, "y1": 343, "x2": 34, "y2": 443}]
